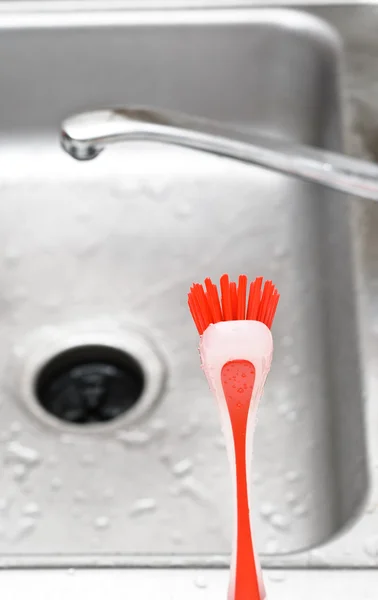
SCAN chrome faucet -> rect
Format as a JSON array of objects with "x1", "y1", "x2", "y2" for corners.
[{"x1": 61, "y1": 107, "x2": 378, "y2": 201}]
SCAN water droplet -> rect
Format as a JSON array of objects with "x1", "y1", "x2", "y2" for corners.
[
  {"x1": 286, "y1": 410, "x2": 298, "y2": 422},
  {"x1": 117, "y1": 430, "x2": 150, "y2": 446},
  {"x1": 47, "y1": 455, "x2": 59, "y2": 467},
  {"x1": 6, "y1": 441, "x2": 41, "y2": 466},
  {"x1": 179, "y1": 476, "x2": 209, "y2": 504},
  {"x1": 252, "y1": 473, "x2": 261, "y2": 485},
  {"x1": 309, "y1": 550, "x2": 328, "y2": 566},
  {"x1": 4, "y1": 246, "x2": 21, "y2": 266},
  {"x1": 172, "y1": 459, "x2": 193, "y2": 478},
  {"x1": 274, "y1": 242, "x2": 287, "y2": 257},
  {"x1": 12, "y1": 464, "x2": 27, "y2": 481},
  {"x1": 129, "y1": 498, "x2": 157, "y2": 517},
  {"x1": 169, "y1": 484, "x2": 180, "y2": 497},
  {"x1": 14, "y1": 516, "x2": 36, "y2": 539},
  {"x1": 0, "y1": 499, "x2": 9, "y2": 512},
  {"x1": 74, "y1": 490, "x2": 87, "y2": 503},
  {"x1": 179, "y1": 418, "x2": 200, "y2": 439},
  {"x1": 268, "y1": 571, "x2": 286, "y2": 582},
  {"x1": 171, "y1": 530, "x2": 183, "y2": 545},
  {"x1": 81, "y1": 453, "x2": 95, "y2": 466},
  {"x1": 60, "y1": 434, "x2": 74, "y2": 445},
  {"x1": 285, "y1": 471, "x2": 300, "y2": 482},
  {"x1": 292, "y1": 503, "x2": 309, "y2": 517},
  {"x1": 51, "y1": 477, "x2": 62, "y2": 491},
  {"x1": 103, "y1": 487, "x2": 115, "y2": 500},
  {"x1": 159, "y1": 446, "x2": 173, "y2": 465},
  {"x1": 196, "y1": 453, "x2": 205, "y2": 464},
  {"x1": 264, "y1": 538, "x2": 279, "y2": 554},
  {"x1": 193, "y1": 574, "x2": 208, "y2": 589},
  {"x1": 214, "y1": 436, "x2": 226, "y2": 449},
  {"x1": 67, "y1": 568, "x2": 76, "y2": 576},
  {"x1": 10, "y1": 421, "x2": 22, "y2": 435},
  {"x1": 94, "y1": 516, "x2": 110, "y2": 530},
  {"x1": 289, "y1": 364, "x2": 301, "y2": 376},
  {"x1": 364, "y1": 536, "x2": 378, "y2": 559},
  {"x1": 175, "y1": 202, "x2": 192, "y2": 218},
  {"x1": 277, "y1": 403, "x2": 290, "y2": 416},
  {"x1": 150, "y1": 419, "x2": 167, "y2": 438},
  {"x1": 270, "y1": 513, "x2": 290, "y2": 530},
  {"x1": 285, "y1": 491, "x2": 297, "y2": 505},
  {"x1": 0, "y1": 431, "x2": 9, "y2": 443},
  {"x1": 22, "y1": 502, "x2": 40, "y2": 516},
  {"x1": 260, "y1": 502, "x2": 275, "y2": 519}
]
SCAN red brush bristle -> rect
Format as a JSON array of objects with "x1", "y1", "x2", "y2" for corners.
[
  {"x1": 188, "y1": 275, "x2": 280, "y2": 335},
  {"x1": 188, "y1": 293, "x2": 202, "y2": 334},
  {"x1": 204, "y1": 277, "x2": 222, "y2": 323},
  {"x1": 220, "y1": 274, "x2": 233, "y2": 321},
  {"x1": 266, "y1": 291, "x2": 280, "y2": 330},
  {"x1": 237, "y1": 275, "x2": 247, "y2": 320},
  {"x1": 188, "y1": 286, "x2": 206, "y2": 334},
  {"x1": 230, "y1": 282, "x2": 238, "y2": 319},
  {"x1": 246, "y1": 276, "x2": 262, "y2": 320},
  {"x1": 257, "y1": 280, "x2": 272, "y2": 324}
]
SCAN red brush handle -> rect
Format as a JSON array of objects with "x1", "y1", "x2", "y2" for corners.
[{"x1": 221, "y1": 359, "x2": 261, "y2": 600}]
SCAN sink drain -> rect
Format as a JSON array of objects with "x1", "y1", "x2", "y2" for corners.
[
  {"x1": 14, "y1": 324, "x2": 166, "y2": 432},
  {"x1": 35, "y1": 346, "x2": 144, "y2": 424}
]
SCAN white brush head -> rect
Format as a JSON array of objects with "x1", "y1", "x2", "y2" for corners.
[{"x1": 199, "y1": 320, "x2": 273, "y2": 387}]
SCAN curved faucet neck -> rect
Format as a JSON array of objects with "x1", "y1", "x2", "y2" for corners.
[{"x1": 61, "y1": 106, "x2": 378, "y2": 202}]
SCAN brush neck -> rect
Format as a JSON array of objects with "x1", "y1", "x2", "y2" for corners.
[{"x1": 221, "y1": 359, "x2": 262, "y2": 600}]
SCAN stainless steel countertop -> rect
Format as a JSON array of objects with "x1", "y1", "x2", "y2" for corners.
[{"x1": 1, "y1": 568, "x2": 377, "y2": 599}]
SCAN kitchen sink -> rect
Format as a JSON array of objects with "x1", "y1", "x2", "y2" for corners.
[{"x1": 0, "y1": 1, "x2": 377, "y2": 589}]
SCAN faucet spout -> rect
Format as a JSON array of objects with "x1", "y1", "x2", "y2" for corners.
[{"x1": 61, "y1": 106, "x2": 378, "y2": 201}]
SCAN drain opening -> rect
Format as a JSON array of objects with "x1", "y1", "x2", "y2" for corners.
[{"x1": 35, "y1": 345, "x2": 145, "y2": 424}]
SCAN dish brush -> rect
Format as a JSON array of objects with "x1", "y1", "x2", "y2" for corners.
[{"x1": 188, "y1": 274, "x2": 280, "y2": 600}]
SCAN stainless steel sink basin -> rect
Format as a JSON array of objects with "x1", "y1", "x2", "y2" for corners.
[{"x1": 0, "y1": 1, "x2": 376, "y2": 583}]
